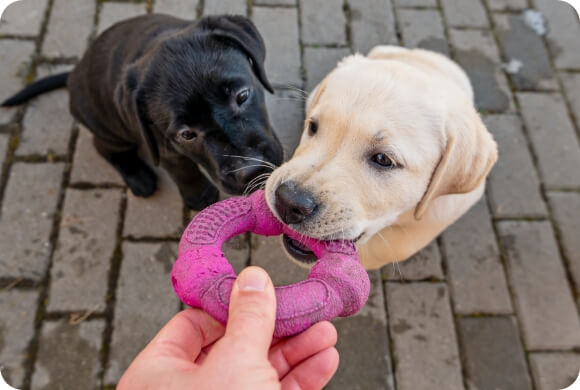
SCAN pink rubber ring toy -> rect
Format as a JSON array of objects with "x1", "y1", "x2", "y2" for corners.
[{"x1": 171, "y1": 189, "x2": 371, "y2": 338}]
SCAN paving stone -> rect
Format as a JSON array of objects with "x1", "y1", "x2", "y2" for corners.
[
  {"x1": 42, "y1": 0, "x2": 96, "y2": 58},
  {"x1": 458, "y1": 316, "x2": 532, "y2": 390},
  {"x1": 124, "y1": 169, "x2": 183, "y2": 239},
  {"x1": 304, "y1": 47, "x2": 350, "y2": 92},
  {"x1": 301, "y1": 0, "x2": 346, "y2": 45},
  {"x1": 530, "y1": 352, "x2": 580, "y2": 390},
  {"x1": 70, "y1": 126, "x2": 125, "y2": 185},
  {"x1": 0, "y1": 105, "x2": 17, "y2": 125},
  {"x1": 250, "y1": 235, "x2": 308, "y2": 286},
  {"x1": 441, "y1": 0, "x2": 488, "y2": 28},
  {"x1": 48, "y1": 189, "x2": 122, "y2": 312},
  {"x1": 486, "y1": 0, "x2": 527, "y2": 10},
  {"x1": 0, "y1": 135, "x2": 8, "y2": 166},
  {"x1": 493, "y1": 13, "x2": 557, "y2": 90},
  {"x1": 17, "y1": 66, "x2": 74, "y2": 156},
  {"x1": 265, "y1": 88, "x2": 304, "y2": 158},
  {"x1": 393, "y1": 0, "x2": 436, "y2": 7},
  {"x1": 548, "y1": 192, "x2": 580, "y2": 297},
  {"x1": 252, "y1": 7, "x2": 301, "y2": 86},
  {"x1": 443, "y1": 197, "x2": 513, "y2": 314},
  {"x1": 223, "y1": 234, "x2": 250, "y2": 274},
  {"x1": 497, "y1": 221, "x2": 580, "y2": 350},
  {"x1": 560, "y1": 72, "x2": 580, "y2": 130},
  {"x1": 97, "y1": 2, "x2": 148, "y2": 35},
  {"x1": 0, "y1": 290, "x2": 38, "y2": 389},
  {"x1": 104, "y1": 242, "x2": 180, "y2": 384},
  {"x1": 397, "y1": 9, "x2": 449, "y2": 56},
  {"x1": 449, "y1": 29, "x2": 513, "y2": 113},
  {"x1": 154, "y1": 0, "x2": 198, "y2": 18},
  {"x1": 328, "y1": 271, "x2": 394, "y2": 390},
  {"x1": 255, "y1": 0, "x2": 295, "y2": 5},
  {"x1": 386, "y1": 283, "x2": 464, "y2": 390},
  {"x1": 0, "y1": 40, "x2": 35, "y2": 102},
  {"x1": 0, "y1": 163, "x2": 64, "y2": 280},
  {"x1": 382, "y1": 241, "x2": 444, "y2": 281},
  {"x1": 349, "y1": 0, "x2": 397, "y2": 54},
  {"x1": 203, "y1": 0, "x2": 246, "y2": 15},
  {"x1": 534, "y1": 0, "x2": 580, "y2": 70},
  {"x1": 31, "y1": 320, "x2": 104, "y2": 390},
  {"x1": 518, "y1": 93, "x2": 580, "y2": 189},
  {"x1": 484, "y1": 114, "x2": 547, "y2": 217},
  {"x1": 0, "y1": 0, "x2": 48, "y2": 36}
]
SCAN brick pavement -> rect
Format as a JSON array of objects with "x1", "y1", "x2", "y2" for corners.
[{"x1": 0, "y1": 1, "x2": 579, "y2": 389}]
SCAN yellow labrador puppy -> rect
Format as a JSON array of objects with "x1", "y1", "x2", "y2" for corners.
[{"x1": 264, "y1": 45, "x2": 498, "y2": 270}]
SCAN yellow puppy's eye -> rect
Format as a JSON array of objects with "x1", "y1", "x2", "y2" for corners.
[
  {"x1": 371, "y1": 153, "x2": 395, "y2": 168},
  {"x1": 308, "y1": 120, "x2": 318, "y2": 136}
]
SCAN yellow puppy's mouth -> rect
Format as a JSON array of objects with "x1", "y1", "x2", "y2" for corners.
[{"x1": 282, "y1": 232, "x2": 364, "y2": 265}]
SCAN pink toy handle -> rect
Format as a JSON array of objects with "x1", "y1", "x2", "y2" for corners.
[{"x1": 171, "y1": 190, "x2": 370, "y2": 338}]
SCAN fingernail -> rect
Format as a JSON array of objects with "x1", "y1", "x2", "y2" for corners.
[{"x1": 238, "y1": 268, "x2": 268, "y2": 291}]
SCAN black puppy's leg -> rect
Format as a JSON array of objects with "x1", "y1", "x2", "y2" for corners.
[
  {"x1": 162, "y1": 156, "x2": 219, "y2": 210},
  {"x1": 93, "y1": 137, "x2": 158, "y2": 197}
]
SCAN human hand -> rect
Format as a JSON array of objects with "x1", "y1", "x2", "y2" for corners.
[{"x1": 117, "y1": 266, "x2": 339, "y2": 389}]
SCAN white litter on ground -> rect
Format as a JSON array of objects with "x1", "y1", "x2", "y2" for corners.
[
  {"x1": 522, "y1": 9, "x2": 547, "y2": 36},
  {"x1": 501, "y1": 59, "x2": 524, "y2": 74}
]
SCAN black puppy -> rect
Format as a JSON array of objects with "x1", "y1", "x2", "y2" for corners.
[{"x1": 3, "y1": 14, "x2": 283, "y2": 210}]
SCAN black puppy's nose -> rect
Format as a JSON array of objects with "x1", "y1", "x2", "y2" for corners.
[
  {"x1": 235, "y1": 165, "x2": 269, "y2": 187},
  {"x1": 275, "y1": 182, "x2": 317, "y2": 225}
]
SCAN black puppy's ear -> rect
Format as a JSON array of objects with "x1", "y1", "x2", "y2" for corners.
[
  {"x1": 114, "y1": 66, "x2": 160, "y2": 165},
  {"x1": 203, "y1": 15, "x2": 274, "y2": 93}
]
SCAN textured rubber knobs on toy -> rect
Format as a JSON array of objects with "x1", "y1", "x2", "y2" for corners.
[{"x1": 171, "y1": 190, "x2": 370, "y2": 338}]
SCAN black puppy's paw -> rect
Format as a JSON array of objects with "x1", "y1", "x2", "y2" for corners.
[
  {"x1": 124, "y1": 164, "x2": 158, "y2": 197},
  {"x1": 183, "y1": 184, "x2": 219, "y2": 210}
]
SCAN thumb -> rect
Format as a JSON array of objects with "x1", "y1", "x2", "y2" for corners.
[{"x1": 223, "y1": 266, "x2": 276, "y2": 358}]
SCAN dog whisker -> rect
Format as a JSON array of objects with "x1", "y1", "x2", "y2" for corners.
[
  {"x1": 376, "y1": 231, "x2": 404, "y2": 281},
  {"x1": 225, "y1": 164, "x2": 274, "y2": 175},
  {"x1": 243, "y1": 172, "x2": 271, "y2": 196},
  {"x1": 224, "y1": 154, "x2": 278, "y2": 170}
]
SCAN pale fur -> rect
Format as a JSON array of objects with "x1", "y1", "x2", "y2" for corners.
[{"x1": 265, "y1": 45, "x2": 498, "y2": 270}]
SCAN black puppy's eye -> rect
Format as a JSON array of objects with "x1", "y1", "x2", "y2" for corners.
[
  {"x1": 236, "y1": 89, "x2": 250, "y2": 106},
  {"x1": 178, "y1": 129, "x2": 197, "y2": 141},
  {"x1": 371, "y1": 153, "x2": 395, "y2": 168},
  {"x1": 308, "y1": 120, "x2": 318, "y2": 136}
]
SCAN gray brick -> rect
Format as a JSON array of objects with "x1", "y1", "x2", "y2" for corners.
[
  {"x1": 265, "y1": 88, "x2": 304, "y2": 158},
  {"x1": 203, "y1": 0, "x2": 246, "y2": 15},
  {"x1": 0, "y1": 105, "x2": 17, "y2": 126},
  {"x1": 486, "y1": 0, "x2": 527, "y2": 10},
  {"x1": 449, "y1": 29, "x2": 514, "y2": 113},
  {"x1": 518, "y1": 93, "x2": 580, "y2": 188},
  {"x1": 124, "y1": 169, "x2": 183, "y2": 239},
  {"x1": 48, "y1": 189, "x2": 123, "y2": 312},
  {"x1": 382, "y1": 241, "x2": 444, "y2": 281},
  {"x1": 443, "y1": 197, "x2": 513, "y2": 314},
  {"x1": 349, "y1": 0, "x2": 397, "y2": 54},
  {"x1": 398, "y1": 9, "x2": 449, "y2": 56},
  {"x1": 0, "y1": 40, "x2": 35, "y2": 102},
  {"x1": 304, "y1": 47, "x2": 350, "y2": 92},
  {"x1": 70, "y1": 126, "x2": 124, "y2": 185},
  {"x1": 31, "y1": 320, "x2": 104, "y2": 390},
  {"x1": 548, "y1": 192, "x2": 580, "y2": 297},
  {"x1": 104, "y1": 242, "x2": 180, "y2": 384},
  {"x1": 154, "y1": 0, "x2": 198, "y2": 18},
  {"x1": 0, "y1": 135, "x2": 8, "y2": 166},
  {"x1": 484, "y1": 114, "x2": 547, "y2": 217},
  {"x1": 497, "y1": 221, "x2": 580, "y2": 349},
  {"x1": 255, "y1": 0, "x2": 295, "y2": 5},
  {"x1": 328, "y1": 271, "x2": 394, "y2": 390},
  {"x1": 494, "y1": 13, "x2": 557, "y2": 90},
  {"x1": 250, "y1": 235, "x2": 308, "y2": 286},
  {"x1": 42, "y1": 0, "x2": 96, "y2": 58},
  {"x1": 252, "y1": 7, "x2": 301, "y2": 86},
  {"x1": 530, "y1": 352, "x2": 580, "y2": 390},
  {"x1": 386, "y1": 283, "x2": 464, "y2": 390},
  {"x1": 0, "y1": 290, "x2": 38, "y2": 389},
  {"x1": 458, "y1": 316, "x2": 532, "y2": 390},
  {"x1": 18, "y1": 66, "x2": 74, "y2": 156},
  {"x1": 0, "y1": 163, "x2": 64, "y2": 280},
  {"x1": 534, "y1": 0, "x2": 580, "y2": 70},
  {"x1": 97, "y1": 2, "x2": 147, "y2": 35},
  {"x1": 223, "y1": 234, "x2": 250, "y2": 274},
  {"x1": 0, "y1": 0, "x2": 48, "y2": 36},
  {"x1": 301, "y1": 0, "x2": 346, "y2": 45},
  {"x1": 394, "y1": 0, "x2": 436, "y2": 7},
  {"x1": 561, "y1": 72, "x2": 580, "y2": 130},
  {"x1": 441, "y1": 0, "x2": 488, "y2": 28}
]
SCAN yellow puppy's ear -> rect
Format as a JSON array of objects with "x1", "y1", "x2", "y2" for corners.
[{"x1": 414, "y1": 104, "x2": 498, "y2": 219}]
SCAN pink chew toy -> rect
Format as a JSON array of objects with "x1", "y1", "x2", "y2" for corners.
[{"x1": 171, "y1": 190, "x2": 371, "y2": 338}]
